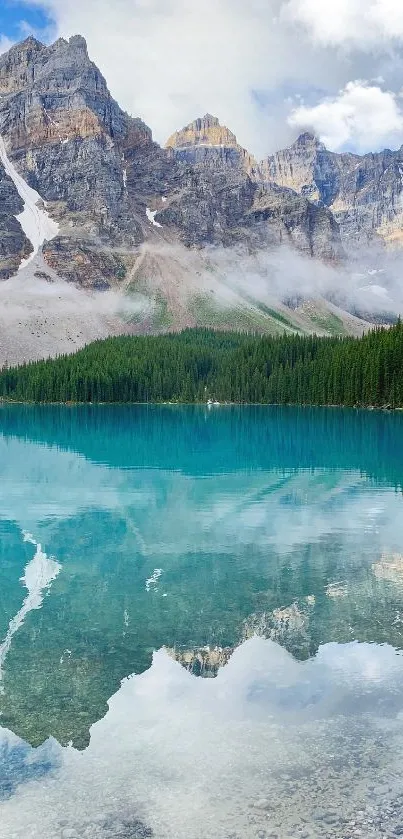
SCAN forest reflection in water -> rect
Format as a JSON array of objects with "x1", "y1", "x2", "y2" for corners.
[{"x1": 0, "y1": 406, "x2": 403, "y2": 837}]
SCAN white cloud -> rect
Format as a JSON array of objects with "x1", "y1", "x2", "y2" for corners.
[
  {"x1": 0, "y1": 34, "x2": 14, "y2": 55},
  {"x1": 2, "y1": 637, "x2": 403, "y2": 837},
  {"x1": 283, "y1": 0, "x2": 403, "y2": 47},
  {"x1": 13, "y1": 0, "x2": 403, "y2": 156},
  {"x1": 288, "y1": 81, "x2": 403, "y2": 152},
  {"x1": 24, "y1": 0, "x2": 322, "y2": 155}
]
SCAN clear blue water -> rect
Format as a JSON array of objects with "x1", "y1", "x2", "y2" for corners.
[{"x1": 1, "y1": 405, "x2": 403, "y2": 838}]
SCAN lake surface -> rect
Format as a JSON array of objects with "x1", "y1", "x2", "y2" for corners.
[{"x1": 1, "y1": 405, "x2": 403, "y2": 838}]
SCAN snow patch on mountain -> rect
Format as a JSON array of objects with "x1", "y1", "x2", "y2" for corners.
[
  {"x1": 0, "y1": 137, "x2": 59, "y2": 268},
  {"x1": 146, "y1": 207, "x2": 162, "y2": 228}
]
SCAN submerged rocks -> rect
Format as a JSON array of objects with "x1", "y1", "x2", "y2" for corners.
[
  {"x1": 373, "y1": 553, "x2": 403, "y2": 585},
  {"x1": 58, "y1": 817, "x2": 153, "y2": 839}
]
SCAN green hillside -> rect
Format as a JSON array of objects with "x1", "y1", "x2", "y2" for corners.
[{"x1": 1, "y1": 324, "x2": 402, "y2": 407}]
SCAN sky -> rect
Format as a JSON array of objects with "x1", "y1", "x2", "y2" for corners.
[{"x1": 2, "y1": 0, "x2": 403, "y2": 158}]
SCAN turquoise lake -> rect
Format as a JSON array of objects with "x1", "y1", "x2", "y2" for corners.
[{"x1": 1, "y1": 405, "x2": 403, "y2": 838}]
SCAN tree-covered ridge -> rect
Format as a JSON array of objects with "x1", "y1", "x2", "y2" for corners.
[{"x1": 1, "y1": 324, "x2": 403, "y2": 406}]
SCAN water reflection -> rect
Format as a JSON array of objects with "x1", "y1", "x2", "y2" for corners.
[
  {"x1": 0, "y1": 406, "x2": 402, "y2": 754},
  {"x1": 1, "y1": 638, "x2": 403, "y2": 839}
]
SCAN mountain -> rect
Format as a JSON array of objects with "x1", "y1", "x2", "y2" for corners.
[
  {"x1": 0, "y1": 37, "x2": 341, "y2": 282},
  {"x1": 166, "y1": 113, "x2": 259, "y2": 176},
  {"x1": 0, "y1": 35, "x2": 157, "y2": 286},
  {"x1": 0, "y1": 157, "x2": 33, "y2": 277},
  {"x1": 0, "y1": 34, "x2": 401, "y2": 365},
  {"x1": 263, "y1": 132, "x2": 403, "y2": 249}
]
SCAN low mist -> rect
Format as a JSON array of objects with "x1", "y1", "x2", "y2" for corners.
[
  {"x1": 1, "y1": 241, "x2": 402, "y2": 367},
  {"x1": 194, "y1": 243, "x2": 403, "y2": 321}
]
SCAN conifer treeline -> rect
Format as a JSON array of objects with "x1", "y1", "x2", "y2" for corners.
[{"x1": 1, "y1": 324, "x2": 403, "y2": 406}]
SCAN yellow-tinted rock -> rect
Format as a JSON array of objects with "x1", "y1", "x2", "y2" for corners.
[
  {"x1": 166, "y1": 114, "x2": 238, "y2": 150},
  {"x1": 166, "y1": 114, "x2": 258, "y2": 177}
]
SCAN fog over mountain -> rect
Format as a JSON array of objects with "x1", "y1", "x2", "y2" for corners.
[{"x1": 0, "y1": 34, "x2": 403, "y2": 365}]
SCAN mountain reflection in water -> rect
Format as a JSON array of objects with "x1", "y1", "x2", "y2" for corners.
[
  {"x1": 0, "y1": 405, "x2": 403, "y2": 837},
  {"x1": 2, "y1": 638, "x2": 403, "y2": 839}
]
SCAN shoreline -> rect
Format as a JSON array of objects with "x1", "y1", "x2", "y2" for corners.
[{"x1": 1, "y1": 399, "x2": 402, "y2": 412}]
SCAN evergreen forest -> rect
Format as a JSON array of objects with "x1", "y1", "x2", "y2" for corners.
[{"x1": 1, "y1": 324, "x2": 403, "y2": 407}]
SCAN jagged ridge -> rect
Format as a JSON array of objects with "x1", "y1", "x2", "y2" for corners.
[
  {"x1": 0, "y1": 33, "x2": 399, "y2": 362},
  {"x1": 263, "y1": 132, "x2": 403, "y2": 249},
  {"x1": 0, "y1": 37, "x2": 344, "y2": 286}
]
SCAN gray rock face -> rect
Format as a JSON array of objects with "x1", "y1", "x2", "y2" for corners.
[
  {"x1": 166, "y1": 113, "x2": 259, "y2": 175},
  {"x1": 263, "y1": 133, "x2": 403, "y2": 249},
  {"x1": 0, "y1": 36, "x2": 150, "y2": 250},
  {"x1": 42, "y1": 237, "x2": 128, "y2": 289},
  {"x1": 0, "y1": 160, "x2": 24, "y2": 214},
  {"x1": 0, "y1": 161, "x2": 32, "y2": 278},
  {"x1": 157, "y1": 164, "x2": 259, "y2": 247},
  {"x1": 0, "y1": 39, "x2": 345, "y2": 284},
  {"x1": 163, "y1": 116, "x2": 342, "y2": 255},
  {"x1": 250, "y1": 183, "x2": 343, "y2": 259},
  {"x1": 1, "y1": 33, "x2": 403, "y2": 298},
  {"x1": 0, "y1": 211, "x2": 32, "y2": 279}
]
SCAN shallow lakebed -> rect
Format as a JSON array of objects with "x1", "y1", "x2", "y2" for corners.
[{"x1": 1, "y1": 405, "x2": 403, "y2": 838}]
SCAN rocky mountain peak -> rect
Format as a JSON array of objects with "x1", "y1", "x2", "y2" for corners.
[
  {"x1": 68, "y1": 34, "x2": 88, "y2": 53},
  {"x1": 263, "y1": 129, "x2": 403, "y2": 250},
  {"x1": 0, "y1": 35, "x2": 45, "y2": 95},
  {"x1": 0, "y1": 33, "x2": 97, "y2": 105},
  {"x1": 261, "y1": 131, "x2": 325, "y2": 201},
  {"x1": 166, "y1": 114, "x2": 238, "y2": 150},
  {"x1": 194, "y1": 113, "x2": 220, "y2": 129},
  {"x1": 0, "y1": 32, "x2": 160, "y2": 280},
  {"x1": 0, "y1": 32, "x2": 361, "y2": 344},
  {"x1": 165, "y1": 114, "x2": 259, "y2": 177},
  {"x1": 18, "y1": 35, "x2": 44, "y2": 51},
  {"x1": 0, "y1": 32, "x2": 138, "y2": 151},
  {"x1": 292, "y1": 132, "x2": 323, "y2": 150}
]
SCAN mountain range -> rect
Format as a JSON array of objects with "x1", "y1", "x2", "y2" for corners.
[{"x1": 0, "y1": 34, "x2": 403, "y2": 364}]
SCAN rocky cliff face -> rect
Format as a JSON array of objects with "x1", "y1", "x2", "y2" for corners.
[
  {"x1": 263, "y1": 133, "x2": 403, "y2": 249},
  {"x1": 250, "y1": 183, "x2": 342, "y2": 259},
  {"x1": 0, "y1": 160, "x2": 32, "y2": 277},
  {"x1": 0, "y1": 36, "x2": 150, "y2": 248},
  {"x1": 0, "y1": 39, "x2": 345, "y2": 288},
  {"x1": 0, "y1": 35, "x2": 180, "y2": 286},
  {"x1": 163, "y1": 114, "x2": 342, "y2": 256},
  {"x1": 166, "y1": 113, "x2": 259, "y2": 176},
  {"x1": 2, "y1": 33, "x2": 402, "y2": 353}
]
